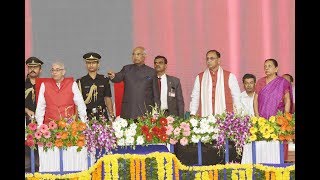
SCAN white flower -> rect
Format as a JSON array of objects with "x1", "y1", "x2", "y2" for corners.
[
  {"x1": 213, "y1": 127, "x2": 220, "y2": 134},
  {"x1": 191, "y1": 135, "x2": 200, "y2": 143},
  {"x1": 207, "y1": 115, "x2": 216, "y2": 123},
  {"x1": 117, "y1": 138, "x2": 125, "y2": 146},
  {"x1": 120, "y1": 119, "x2": 128, "y2": 127},
  {"x1": 112, "y1": 122, "x2": 122, "y2": 131},
  {"x1": 212, "y1": 134, "x2": 219, "y2": 140},
  {"x1": 136, "y1": 136, "x2": 145, "y2": 145},
  {"x1": 190, "y1": 118, "x2": 198, "y2": 127},
  {"x1": 125, "y1": 129, "x2": 136, "y2": 137},
  {"x1": 201, "y1": 135, "x2": 210, "y2": 143},
  {"x1": 129, "y1": 123, "x2": 137, "y2": 130},
  {"x1": 114, "y1": 130, "x2": 124, "y2": 138},
  {"x1": 125, "y1": 136, "x2": 135, "y2": 145}
]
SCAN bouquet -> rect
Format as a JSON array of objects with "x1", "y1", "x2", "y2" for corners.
[{"x1": 25, "y1": 115, "x2": 87, "y2": 152}]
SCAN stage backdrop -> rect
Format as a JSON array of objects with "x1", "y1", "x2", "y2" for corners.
[{"x1": 25, "y1": 0, "x2": 295, "y2": 113}]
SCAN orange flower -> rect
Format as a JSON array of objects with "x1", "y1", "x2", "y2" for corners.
[
  {"x1": 285, "y1": 125, "x2": 294, "y2": 131},
  {"x1": 55, "y1": 139, "x2": 63, "y2": 147},
  {"x1": 77, "y1": 140, "x2": 85, "y2": 147},
  {"x1": 77, "y1": 122, "x2": 86, "y2": 131},
  {"x1": 281, "y1": 125, "x2": 287, "y2": 131},
  {"x1": 276, "y1": 116, "x2": 285, "y2": 125},
  {"x1": 66, "y1": 142, "x2": 73, "y2": 147},
  {"x1": 78, "y1": 134, "x2": 85, "y2": 140},
  {"x1": 58, "y1": 120, "x2": 66, "y2": 128},
  {"x1": 71, "y1": 121, "x2": 78, "y2": 130},
  {"x1": 61, "y1": 132, "x2": 69, "y2": 139},
  {"x1": 279, "y1": 135, "x2": 286, "y2": 141},
  {"x1": 72, "y1": 130, "x2": 78, "y2": 136},
  {"x1": 285, "y1": 112, "x2": 293, "y2": 121}
]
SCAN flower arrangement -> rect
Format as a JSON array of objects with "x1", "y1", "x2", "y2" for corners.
[
  {"x1": 112, "y1": 116, "x2": 141, "y2": 147},
  {"x1": 276, "y1": 111, "x2": 295, "y2": 141},
  {"x1": 248, "y1": 111, "x2": 295, "y2": 142},
  {"x1": 165, "y1": 115, "x2": 192, "y2": 146},
  {"x1": 84, "y1": 107, "x2": 117, "y2": 158},
  {"x1": 189, "y1": 114, "x2": 219, "y2": 144},
  {"x1": 25, "y1": 115, "x2": 87, "y2": 152},
  {"x1": 215, "y1": 111, "x2": 251, "y2": 155},
  {"x1": 135, "y1": 105, "x2": 169, "y2": 145}
]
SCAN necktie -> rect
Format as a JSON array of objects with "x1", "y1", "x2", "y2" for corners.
[{"x1": 158, "y1": 77, "x2": 161, "y2": 94}]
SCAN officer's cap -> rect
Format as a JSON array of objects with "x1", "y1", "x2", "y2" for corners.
[
  {"x1": 83, "y1": 52, "x2": 101, "y2": 62},
  {"x1": 25, "y1": 57, "x2": 44, "y2": 67}
]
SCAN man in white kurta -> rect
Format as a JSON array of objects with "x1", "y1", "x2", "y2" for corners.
[
  {"x1": 189, "y1": 50, "x2": 241, "y2": 117},
  {"x1": 188, "y1": 50, "x2": 242, "y2": 165}
]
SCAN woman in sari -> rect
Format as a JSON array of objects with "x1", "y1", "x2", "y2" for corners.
[{"x1": 253, "y1": 59, "x2": 293, "y2": 119}]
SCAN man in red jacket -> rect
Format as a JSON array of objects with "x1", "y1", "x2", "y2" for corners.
[{"x1": 35, "y1": 62, "x2": 87, "y2": 126}]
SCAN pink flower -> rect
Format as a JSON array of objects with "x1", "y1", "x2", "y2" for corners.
[
  {"x1": 43, "y1": 131, "x2": 51, "y2": 138},
  {"x1": 48, "y1": 121, "x2": 57, "y2": 130},
  {"x1": 25, "y1": 139, "x2": 35, "y2": 147},
  {"x1": 166, "y1": 116, "x2": 174, "y2": 124},
  {"x1": 173, "y1": 127, "x2": 181, "y2": 136},
  {"x1": 169, "y1": 138, "x2": 178, "y2": 145},
  {"x1": 35, "y1": 131, "x2": 42, "y2": 139},
  {"x1": 26, "y1": 134, "x2": 33, "y2": 140},
  {"x1": 40, "y1": 124, "x2": 49, "y2": 133},
  {"x1": 180, "y1": 122, "x2": 190, "y2": 131},
  {"x1": 182, "y1": 130, "x2": 191, "y2": 136},
  {"x1": 46, "y1": 142, "x2": 53, "y2": 148},
  {"x1": 180, "y1": 137, "x2": 188, "y2": 146},
  {"x1": 56, "y1": 132, "x2": 62, "y2": 139},
  {"x1": 37, "y1": 142, "x2": 44, "y2": 147},
  {"x1": 166, "y1": 125, "x2": 174, "y2": 135},
  {"x1": 28, "y1": 123, "x2": 37, "y2": 131}
]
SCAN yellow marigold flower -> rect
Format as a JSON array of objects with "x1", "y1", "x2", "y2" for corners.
[
  {"x1": 271, "y1": 134, "x2": 278, "y2": 141},
  {"x1": 269, "y1": 116, "x2": 276, "y2": 123},
  {"x1": 258, "y1": 117, "x2": 266, "y2": 126},
  {"x1": 263, "y1": 133, "x2": 271, "y2": 139},
  {"x1": 249, "y1": 135, "x2": 257, "y2": 141},
  {"x1": 251, "y1": 116, "x2": 258, "y2": 124},
  {"x1": 250, "y1": 127, "x2": 258, "y2": 134}
]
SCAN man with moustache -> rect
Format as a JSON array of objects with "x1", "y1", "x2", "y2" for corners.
[
  {"x1": 77, "y1": 52, "x2": 115, "y2": 121},
  {"x1": 25, "y1": 56, "x2": 43, "y2": 172},
  {"x1": 239, "y1": 73, "x2": 256, "y2": 116},
  {"x1": 107, "y1": 46, "x2": 160, "y2": 120}
]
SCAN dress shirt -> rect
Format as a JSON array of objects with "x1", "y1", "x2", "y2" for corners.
[
  {"x1": 159, "y1": 74, "x2": 168, "y2": 110},
  {"x1": 239, "y1": 91, "x2": 255, "y2": 116}
]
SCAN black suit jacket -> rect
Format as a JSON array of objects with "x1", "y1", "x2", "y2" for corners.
[
  {"x1": 111, "y1": 64, "x2": 161, "y2": 119},
  {"x1": 166, "y1": 75, "x2": 185, "y2": 118}
]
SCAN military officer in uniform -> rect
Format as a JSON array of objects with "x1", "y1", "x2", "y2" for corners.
[
  {"x1": 25, "y1": 56, "x2": 43, "y2": 172},
  {"x1": 77, "y1": 52, "x2": 115, "y2": 121}
]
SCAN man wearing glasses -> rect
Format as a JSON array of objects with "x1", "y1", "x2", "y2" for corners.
[
  {"x1": 188, "y1": 49, "x2": 242, "y2": 165},
  {"x1": 107, "y1": 46, "x2": 160, "y2": 120},
  {"x1": 35, "y1": 62, "x2": 87, "y2": 126}
]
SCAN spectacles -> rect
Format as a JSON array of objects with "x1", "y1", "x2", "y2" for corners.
[
  {"x1": 51, "y1": 68, "x2": 64, "y2": 72},
  {"x1": 206, "y1": 57, "x2": 219, "y2": 61}
]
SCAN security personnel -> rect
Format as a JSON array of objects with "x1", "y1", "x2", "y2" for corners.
[
  {"x1": 25, "y1": 57, "x2": 43, "y2": 124},
  {"x1": 77, "y1": 52, "x2": 115, "y2": 121},
  {"x1": 25, "y1": 56, "x2": 43, "y2": 173}
]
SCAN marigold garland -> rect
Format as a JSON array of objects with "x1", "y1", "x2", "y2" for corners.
[
  {"x1": 25, "y1": 152, "x2": 295, "y2": 180},
  {"x1": 141, "y1": 157, "x2": 146, "y2": 180},
  {"x1": 135, "y1": 158, "x2": 141, "y2": 180}
]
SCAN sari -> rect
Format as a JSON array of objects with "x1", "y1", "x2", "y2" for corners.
[{"x1": 256, "y1": 76, "x2": 293, "y2": 119}]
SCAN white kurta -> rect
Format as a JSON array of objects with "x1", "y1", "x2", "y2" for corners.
[{"x1": 189, "y1": 69, "x2": 241, "y2": 116}]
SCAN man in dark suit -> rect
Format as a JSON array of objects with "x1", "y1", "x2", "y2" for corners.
[
  {"x1": 107, "y1": 46, "x2": 161, "y2": 120},
  {"x1": 153, "y1": 55, "x2": 184, "y2": 118}
]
